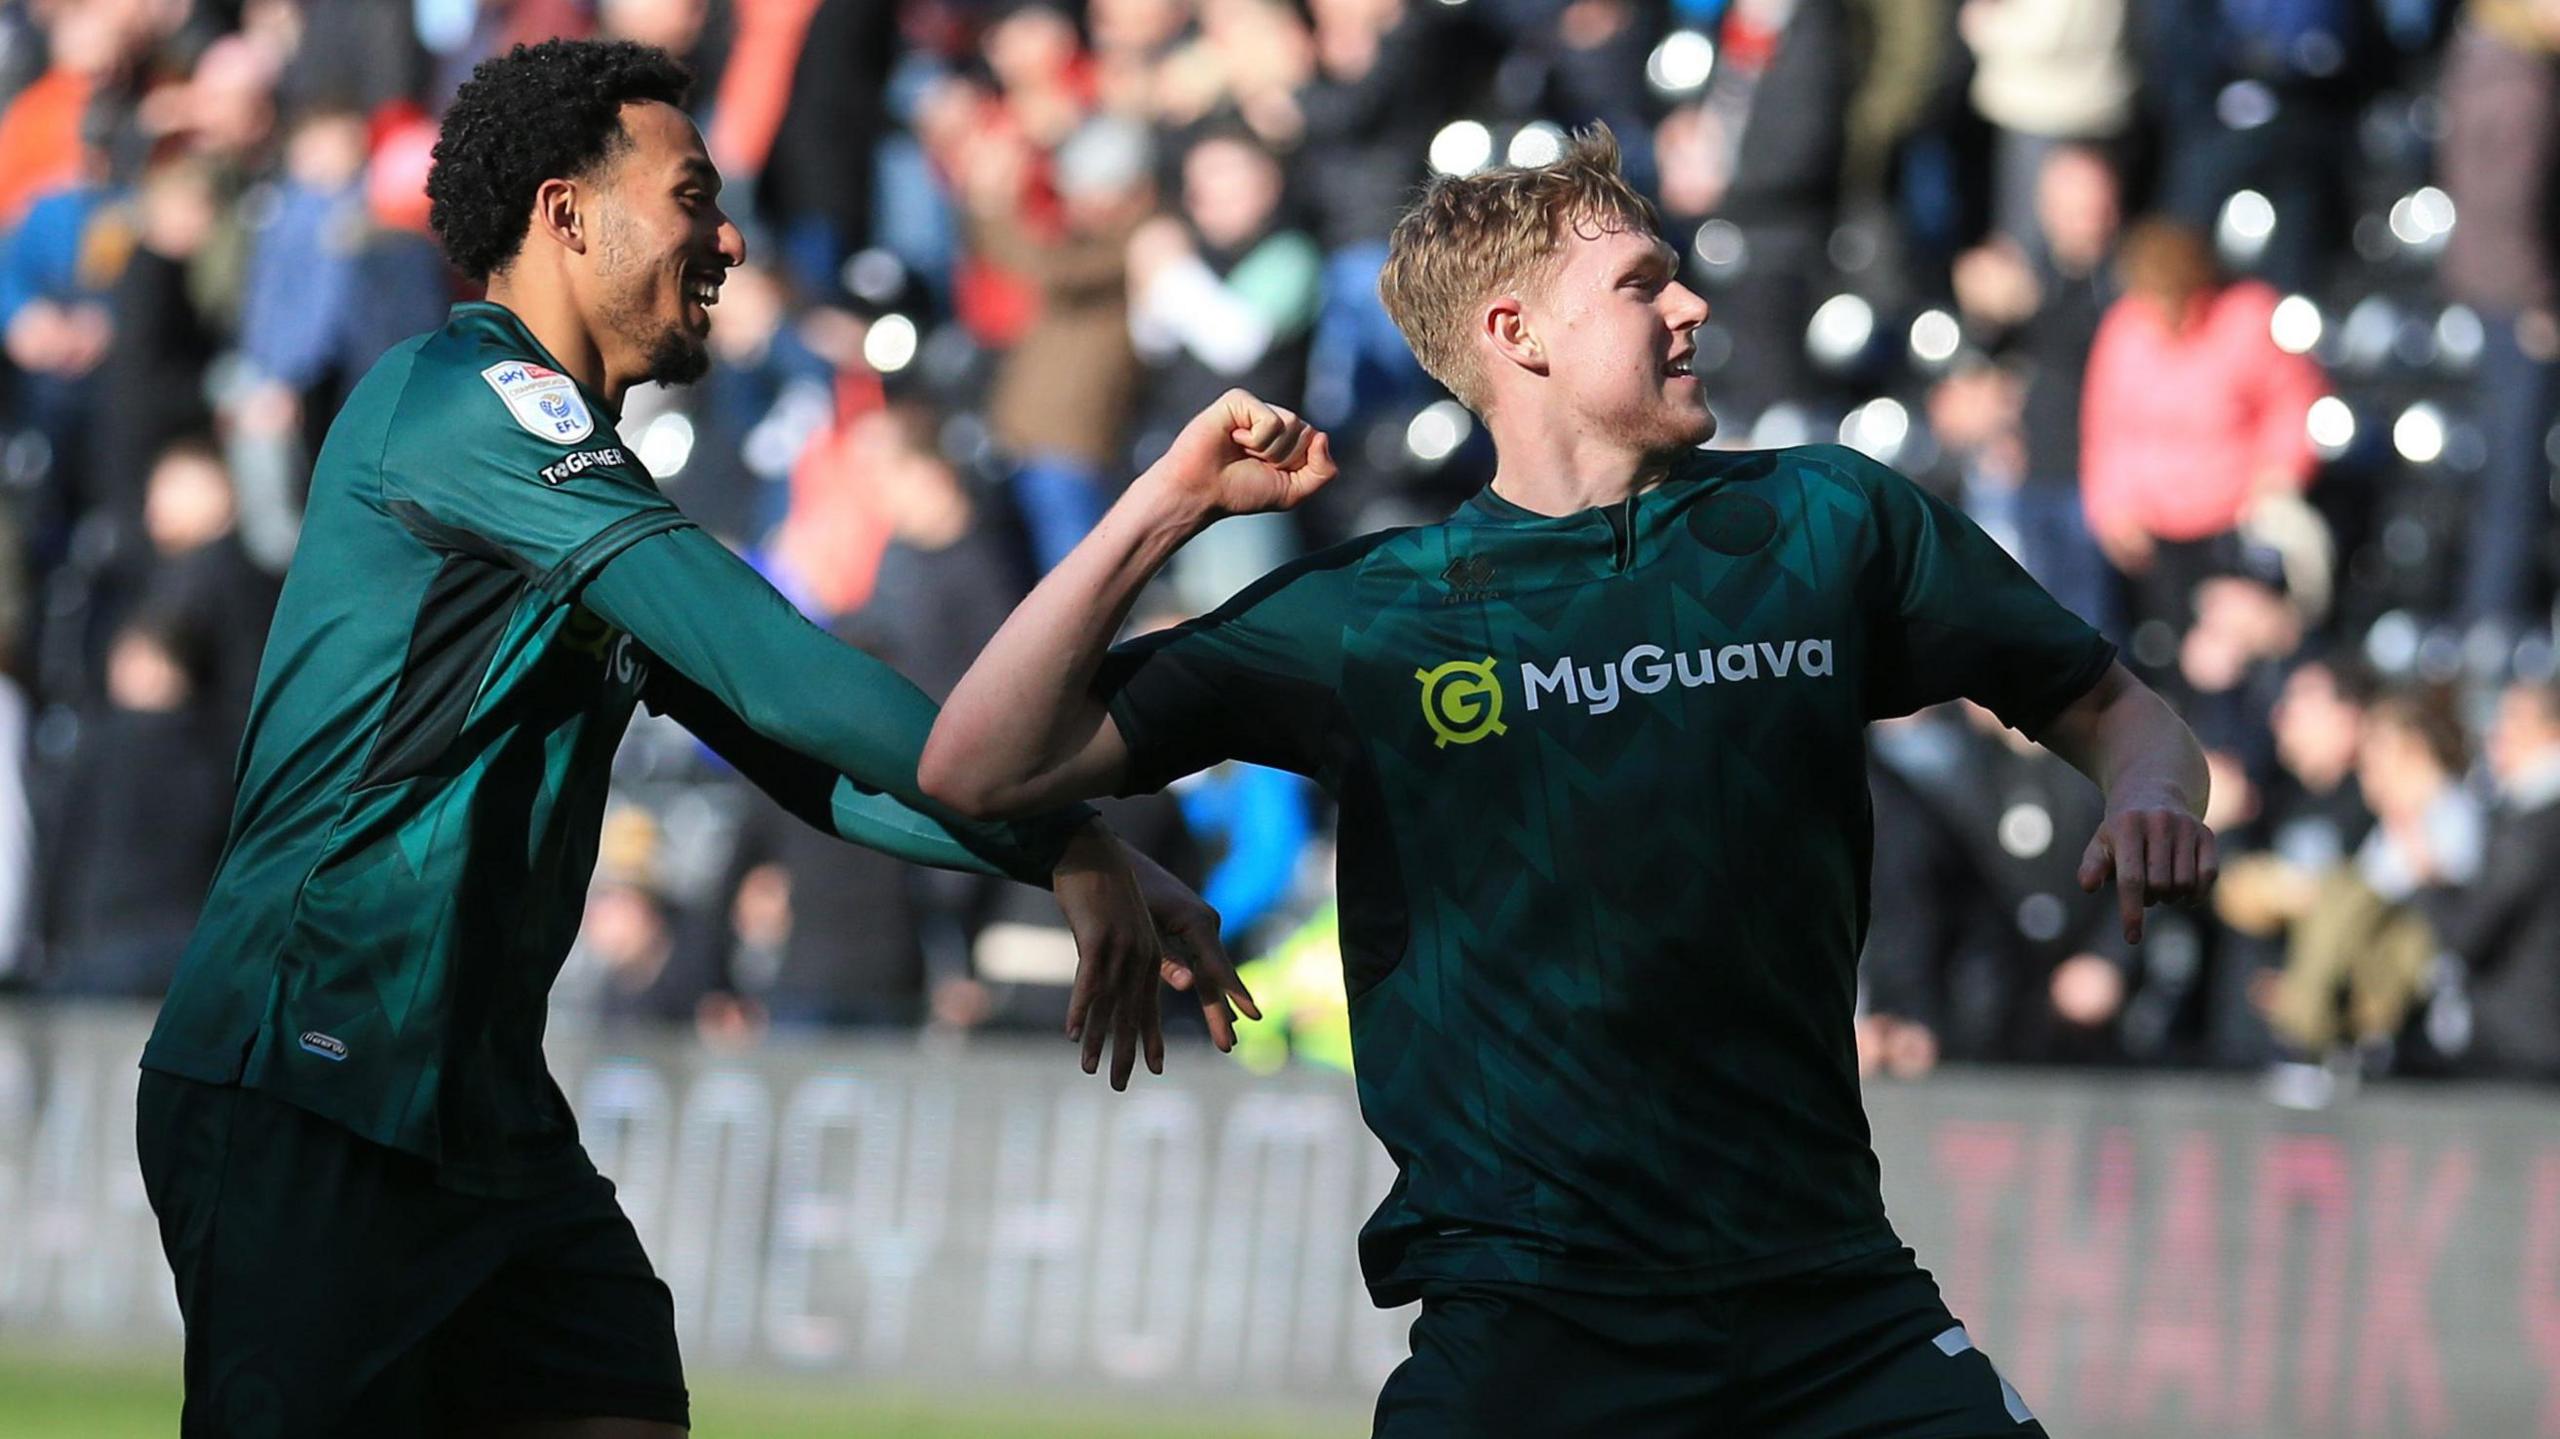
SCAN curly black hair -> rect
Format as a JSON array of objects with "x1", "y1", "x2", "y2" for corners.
[{"x1": 427, "y1": 39, "x2": 694, "y2": 282}]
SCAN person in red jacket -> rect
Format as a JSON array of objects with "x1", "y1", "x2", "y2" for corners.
[{"x1": 2080, "y1": 218, "x2": 2325, "y2": 641}]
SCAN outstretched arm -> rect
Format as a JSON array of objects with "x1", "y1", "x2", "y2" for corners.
[
  {"x1": 920, "y1": 390, "x2": 1334, "y2": 1072},
  {"x1": 2030, "y1": 661, "x2": 2219, "y2": 944},
  {"x1": 648, "y1": 663, "x2": 1053, "y2": 877},
  {"x1": 584, "y1": 526, "x2": 1238, "y2": 1086},
  {"x1": 585, "y1": 526, "x2": 1090, "y2": 883},
  {"x1": 919, "y1": 390, "x2": 1337, "y2": 819}
]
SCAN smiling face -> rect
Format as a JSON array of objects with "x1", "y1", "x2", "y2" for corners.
[
  {"x1": 1516, "y1": 221, "x2": 1715, "y2": 451},
  {"x1": 583, "y1": 100, "x2": 743, "y2": 387}
]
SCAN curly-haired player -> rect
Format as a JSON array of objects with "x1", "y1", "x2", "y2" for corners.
[{"x1": 136, "y1": 39, "x2": 1244, "y2": 1439}]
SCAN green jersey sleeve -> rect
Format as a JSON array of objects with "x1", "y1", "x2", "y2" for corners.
[
  {"x1": 647, "y1": 663, "x2": 1047, "y2": 881},
  {"x1": 378, "y1": 356, "x2": 691, "y2": 600},
  {"x1": 1815, "y1": 444, "x2": 2115, "y2": 731},
  {"x1": 1098, "y1": 533, "x2": 1394, "y2": 795},
  {"x1": 587, "y1": 526, "x2": 1091, "y2": 885}
]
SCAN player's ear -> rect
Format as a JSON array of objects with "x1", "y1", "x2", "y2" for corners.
[
  {"x1": 1484, "y1": 296, "x2": 1545, "y2": 377},
  {"x1": 531, "y1": 177, "x2": 588, "y2": 257}
]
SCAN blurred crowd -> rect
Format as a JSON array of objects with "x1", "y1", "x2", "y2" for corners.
[{"x1": 0, "y1": 0, "x2": 2553, "y2": 1101}]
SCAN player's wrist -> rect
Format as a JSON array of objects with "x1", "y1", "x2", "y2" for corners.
[
  {"x1": 2105, "y1": 778, "x2": 2201, "y2": 820},
  {"x1": 1125, "y1": 465, "x2": 1223, "y2": 538}
]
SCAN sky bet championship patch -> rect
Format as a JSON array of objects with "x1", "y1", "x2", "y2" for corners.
[{"x1": 480, "y1": 359, "x2": 596, "y2": 444}]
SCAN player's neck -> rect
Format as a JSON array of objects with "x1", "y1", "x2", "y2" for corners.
[
  {"x1": 481, "y1": 273, "x2": 627, "y2": 415},
  {"x1": 1484, "y1": 420, "x2": 1675, "y2": 517}
]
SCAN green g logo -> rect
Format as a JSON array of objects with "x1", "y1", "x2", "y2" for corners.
[{"x1": 1415, "y1": 657, "x2": 1508, "y2": 748}]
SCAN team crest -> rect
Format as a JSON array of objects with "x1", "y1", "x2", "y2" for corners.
[{"x1": 480, "y1": 360, "x2": 596, "y2": 444}]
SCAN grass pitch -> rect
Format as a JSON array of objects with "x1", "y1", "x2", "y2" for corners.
[{"x1": 0, "y1": 1351, "x2": 1362, "y2": 1438}]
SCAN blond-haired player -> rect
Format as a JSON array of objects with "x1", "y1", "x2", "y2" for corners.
[{"x1": 924, "y1": 125, "x2": 2214, "y2": 1435}]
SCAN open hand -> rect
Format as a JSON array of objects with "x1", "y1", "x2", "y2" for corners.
[
  {"x1": 2077, "y1": 803, "x2": 2219, "y2": 945},
  {"x1": 1052, "y1": 822, "x2": 1260, "y2": 1088},
  {"x1": 1123, "y1": 841, "x2": 1260, "y2": 1053}
]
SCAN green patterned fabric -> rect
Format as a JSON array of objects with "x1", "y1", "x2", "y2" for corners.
[{"x1": 1103, "y1": 444, "x2": 2114, "y2": 1304}]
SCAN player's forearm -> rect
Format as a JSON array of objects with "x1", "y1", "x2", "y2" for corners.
[
  {"x1": 701, "y1": 720, "x2": 1018, "y2": 879},
  {"x1": 921, "y1": 472, "x2": 1211, "y2": 816},
  {"x1": 818, "y1": 779, "x2": 1021, "y2": 878},
  {"x1": 2036, "y1": 663, "x2": 2209, "y2": 818},
  {"x1": 589, "y1": 533, "x2": 1091, "y2": 882}
]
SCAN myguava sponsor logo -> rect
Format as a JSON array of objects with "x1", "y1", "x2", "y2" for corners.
[
  {"x1": 1522, "y1": 638, "x2": 1833, "y2": 716},
  {"x1": 1415, "y1": 637, "x2": 1836, "y2": 742},
  {"x1": 1414, "y1": 656, "x2": 1508, "y2": 747}
]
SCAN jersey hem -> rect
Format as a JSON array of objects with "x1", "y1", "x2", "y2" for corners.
[
  {"x1": 1363, "y1": 1227, "x2": 1905, "y2": 1308},
  {"x1": 143, "y1": 1048, "x2": 599, "y2": 1199},
  {"x1": 139, "y1": 1041, "x2": 248, "y2": 1086}
]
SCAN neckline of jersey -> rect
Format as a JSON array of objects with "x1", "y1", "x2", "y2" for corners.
[
  {"x1": 448, "y1": 301, "x2": 604, "y2": 412},
  {"x1": 1458, "y1": 453, "x2": 1710, "y2": 528}
]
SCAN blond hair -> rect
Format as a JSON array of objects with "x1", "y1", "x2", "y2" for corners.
[{"x1": 1378, "y1": 123, "x2": 1658, "y2": 413}]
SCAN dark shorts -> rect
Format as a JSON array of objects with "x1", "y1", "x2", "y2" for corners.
[
  {"x1": 1373, "y1": 1248, "x2": 2045, "y2": 1439},
  {"x1": 137, "y1": 1070, "x2": 688, "y2": 1438}
]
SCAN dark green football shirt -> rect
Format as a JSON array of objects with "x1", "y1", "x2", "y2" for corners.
[
  {"x1": 1101, "y1": 444, "x2": 2114, "y2": 1304},
  {"x1": 144, "y1": 302, "x2": 1076, "y2": 1194}
]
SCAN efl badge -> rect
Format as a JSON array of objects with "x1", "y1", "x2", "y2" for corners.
[{"x1": 481, "y1": 360, "x2": 596, "y2": 444}]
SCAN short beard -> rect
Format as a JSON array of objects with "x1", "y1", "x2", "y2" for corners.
[
  {"x1": 1605, "y1": 398, "x2": 1717, "y2": 457},
  {"x1": 643, "y1": 327, "x2": 711, "y2": 386},
  {"x1": 594, "y1": 209, "x2": 710, "y2": 388}
]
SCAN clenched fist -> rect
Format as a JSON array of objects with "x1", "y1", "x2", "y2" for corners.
[{"x1": 1145, "y1": 389, "x2": 1339, "y2": 521}]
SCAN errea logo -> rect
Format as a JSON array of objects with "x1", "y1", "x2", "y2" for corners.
[{"x1": 1415, "y1": 636, "x2": 1836, "y2": 738}]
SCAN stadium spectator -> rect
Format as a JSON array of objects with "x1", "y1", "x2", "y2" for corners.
[
  {"x1": 233, "y1": 103, "x2": 370, "y2": 419},
  {"x1": 2436, "y1": 0, "x2": 2560, "y2": 641},
  {"x1": 1956, "y1": 0, "x2": 2135, "y2": 248},
  {"x1": 752, "y1": 0, "x2": 901, "y2": 296},
  {"x1": 661, "y1": 260, "x2": 822, "y2": 543},
  {"x1": 2439, "y1": 676, "x2": 2560, "y2": 1080},
  {"x1": 2210, "y1": 656, "x2": 2372, "y2": 1060},
  {"x1": 1948, "y1": 142, "x2": 2123, "y2": 635},
  {"x1": 34, "y1": 614, "x2": 231, "y2": 997},
  {"x1": 2079, "y1": 218, "x2": 2323, "y2": 656},
  {"x1": 1171, "y1": 0, "x2": 1316, "y2": 149},
  {"x1": 714, "y1": 767, "x2": 942, "y2": 1028},
  {"x1": 90, "y1": 156, "x2": 222, "y2": 540},
  {"x1": 2144, "y1": 0, "x2": 2387, "y2": 293},
  {"x1": 1172, "y1": 760, "x2": 1315, "y2": 947},
  {"x1": 1090, "y1": 0, "x2": 1197, "y2": 122},
  {"x1": 2, "y1": 123, "x2": 120, "y2": 572},
  {"x1": 334, "y1": 114, "x2": 458, "y2": 385},
  {"x1": 125, "y1": 437, "x2": 279, "y2": 740},
  {"x1": 2260, "y1": 686, "x2": 2482, "y2": 1087},
  {"x1": 1652, "y1": 0, "x2": 1849, "y2": 429},
  {"x1": 1229, "y1": 895, "x2": 1352, "y2": 1074},
  {"x1": 969, "y1": 113, "x2": 1153, "y2": 570},
  {"x1": 1864, "y1": 704, "x2": 2138, "y2": 1068},
  {"x1": 1127, "y1": 124, "x2": 1321, "y2": 600},
  {"x1": 558, "y1": 806, "x2": 738, "y2": 1036},
  {"x1": 1287, "y1": 0, "x2": 1433, "y2": 432},
  {"x1": 0, "y1": 0, "x2": 129, "y2": 230}
]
